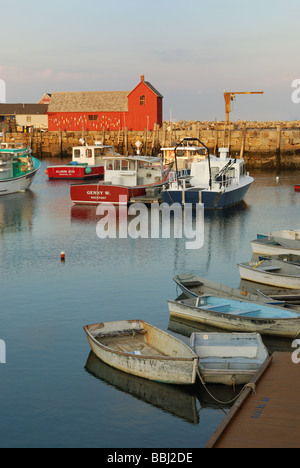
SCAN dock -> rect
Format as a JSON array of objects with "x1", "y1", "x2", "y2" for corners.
[{"x1": 206, "y1": 352, "x2": 300, "y2": 448}]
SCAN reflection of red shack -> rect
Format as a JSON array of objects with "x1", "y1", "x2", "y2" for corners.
[{"x1": 47, "y1": 75, "x2": 163, "y2": 132}]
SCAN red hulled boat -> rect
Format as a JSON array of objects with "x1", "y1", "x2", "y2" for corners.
[
  {"x1": 46, "y1": 141, "x2": 119, "y2": 180},
  {"x1": 70, "y1": 156, "x2": 170, "y2": 205}
]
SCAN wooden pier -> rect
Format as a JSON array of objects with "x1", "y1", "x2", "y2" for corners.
[{"x1": 206, "y1": 352, "x2": 300, "y2": 448}]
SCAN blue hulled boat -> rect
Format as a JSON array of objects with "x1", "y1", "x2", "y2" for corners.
[{"x1": 161, "y1": 138, "x2": 254, "y2": 209}]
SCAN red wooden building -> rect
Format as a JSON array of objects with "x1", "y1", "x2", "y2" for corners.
[{"x1": 47, "y1": 75, "x2": 163, "y2": 132}]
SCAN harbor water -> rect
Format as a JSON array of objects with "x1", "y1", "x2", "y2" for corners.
[{"x1": 0, "y1": 158, "x2": 299, "y2": 448}]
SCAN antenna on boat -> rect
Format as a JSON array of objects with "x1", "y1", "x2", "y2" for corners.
[{"x1": 173, "y1": 137, "x2": 212, "y2": 190}]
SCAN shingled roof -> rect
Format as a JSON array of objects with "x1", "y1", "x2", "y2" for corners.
[
  {"x1": 0, "y1": 104, "x2": 48, "y2": 115},
  {"x1": 47, "y1": 91, "x2": 130, "y2": 113}
]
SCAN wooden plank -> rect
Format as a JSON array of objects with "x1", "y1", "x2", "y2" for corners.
[{"x1": 206, "y1": 353, "x2": 300, "y2": 448}]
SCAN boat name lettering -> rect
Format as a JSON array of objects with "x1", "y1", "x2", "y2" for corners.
[
  {"x1": 292, "y1": 339, "x2": 300, "y2": 364},
  {"x1": 87, "y1": 190, "x2": 111, "y2": 196}
]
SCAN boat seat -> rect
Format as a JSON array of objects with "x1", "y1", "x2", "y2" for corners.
[
  {"x1": 258, "y1": 266, "x2": 281, "y2": 272},
  {"x1": 200, "y1": 303, "x2": 231, "y2": 311},
  {"x1": 229, "y1": 308, "x2": 261, "y2": 316},
  {"x1": 95, "y1": 328, "x2": 147, "y2": 339}
]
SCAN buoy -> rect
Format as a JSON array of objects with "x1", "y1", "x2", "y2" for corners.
[
  {"x1": 60, "y1": 251, "x2": 65, "y2": 261},
  {"x1": 85, "y1": 167, "x2": 92, "y2": 175},
  {"x1": 45, "y1": 169, "x2": 48, "y2": 174}
]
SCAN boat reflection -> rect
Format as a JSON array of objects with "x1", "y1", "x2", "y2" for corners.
[
  {"x1": 0, "y1": 190, "x2": 36, "y2": 233},
  {"x1": 84, "y1": 351, "x2": 199, "y2": 425}
]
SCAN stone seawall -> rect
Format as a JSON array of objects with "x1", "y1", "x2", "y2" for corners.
[{"x1": 3, "y1": 121, "x2": 300, "y2": 169}]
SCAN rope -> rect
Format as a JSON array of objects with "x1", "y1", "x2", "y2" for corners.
[{"x1": 197, "y1": 369, "x2": 256, "y2": 405}]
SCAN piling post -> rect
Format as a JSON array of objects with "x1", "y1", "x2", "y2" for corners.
[
  {"x1": 240, "y1": 124, "x2": 246, "y2": 159},
  {"x1": 276, "y1": 124, "x2": 281, "y2": 172}
]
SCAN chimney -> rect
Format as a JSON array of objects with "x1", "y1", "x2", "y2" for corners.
[{"x1": 141, "y1": 74, "x2": 145, "y2": 83}]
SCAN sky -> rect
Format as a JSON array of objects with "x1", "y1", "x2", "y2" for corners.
[{"x1": 1, "y1": 0, "x2": 300, "y2": 122}]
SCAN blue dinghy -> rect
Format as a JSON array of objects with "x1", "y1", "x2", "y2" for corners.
[{"x1": 168, "y1": 295, "x2": 300, "y2": 338}]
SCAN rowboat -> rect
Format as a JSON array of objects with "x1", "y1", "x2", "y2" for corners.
[
  {"x1": 238, "y1": 258, "x2": 300, "y2": 289},
  {"x1": 84, "y1": 320, "x2": 199, "y2": 385},
  {"x1": 168, "y1": 296, "x2": 300, "y2": 338},
  {"x1": 190, "y1": 332, "x2": 269, "y2": 386},
  {"x1": 174, "y1": 274, "x2": 284, "y2": 305},
  {"x1": 257, "y1": 229, "x2": 300, "y2": 240},
  {"x1": 258, "y1": 288, "x2": 300, "y2": 304},
  {"x1": 252, "y1": 231, "x2": 300, "y2": 256},
  {"x1": 0, "y1": 143, "x2": 40, "y2": 195}
]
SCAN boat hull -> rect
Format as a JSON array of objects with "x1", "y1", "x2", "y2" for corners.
[
  {"x1": 168, "y1": 300, "x2": 300, "y2": 338},
  {"x1": 0, "y1": 157, "x2": 40, "y2": 196},
  {"x1": 46, "y1": 164, "x2": 104, "y2": 180},
  {"x1": 238, "y1": 263, "x2": 300, "y2": 289},
  {"x1": 71, "y1": 184, "x2": 146, "y2": 205},
  {"x1": 251, "y1": 239, "x2": 300, "y2": 256},
  {"x1": 161, "y1": 178, "x2": 253, "y2": 209},
  {"x1": 174, "y1": 274, "x2": 284, "y2": 305},
  {"x1": 84, "y1": 320, "x2": 199, "y2": 385}
]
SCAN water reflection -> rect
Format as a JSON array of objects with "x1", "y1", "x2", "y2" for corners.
[
  {"x1": 85, "y1": 351, "x2": 199, "y2": 425},
  {"x1": 0, "y1": 190, "x2": 36, "y2": 233}
]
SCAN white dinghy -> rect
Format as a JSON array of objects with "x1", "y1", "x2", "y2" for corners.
[
  {"x1": 190, "y1": 332, "x2": 269, "y2": 386},
  {"x1": 84, "y1": 320, "x2": 199, "y2": 385}
]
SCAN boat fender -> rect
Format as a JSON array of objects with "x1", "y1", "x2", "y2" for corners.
[
  {"x1": 85, "y1": 167, "x2": 92, "y2": 175},
  {"x1": 45, "y1": 169, "x2": 48, "y2": 174}
]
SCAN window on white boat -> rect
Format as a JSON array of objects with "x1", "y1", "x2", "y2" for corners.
[
  {"x1": 86, "y1": 149, "x2": 93, "y2": 158},
  {"x1": 106, "y1": 160, "x2": 114, "y2": 170},
  {"x1": 114, "y1": 160, "x2": 120, "y2": 170},
  {"x1": 121, "y1": 160, "x2": 129, "y2": 171},
  {"x1": 240, "y1": 163, "x2": 246, "y2": 176},
  {"x1": 74, "y1": 149, "x2": 81, "y2": 158}
]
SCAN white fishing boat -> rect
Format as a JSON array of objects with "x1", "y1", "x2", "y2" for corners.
[
  {"x1": 84, "y1": 320, "x2": 199, "y2": 385},
  {"x1": 168, "y1": 296, "x2": 300, "y2": 338},
  {"x1": 238, "y1": 258, "x2": 300, "y2": 289},
  {"x1": 190, "y1": 332, "x2": 269, "y2": 386},
  {"x1": 174, "y1": 274, "x2": 284, "y2": 305},
  {"x1": 0, "y1": 143, "x2": 40, "y2": 195},
  {"x1": 161, "y1": 138, "x2": 254, "y2": 209},
  {"x1": 251, "y1": 230, "x2": 300, "y2": 256}
]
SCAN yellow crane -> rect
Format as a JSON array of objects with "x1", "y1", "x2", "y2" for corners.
[{"x1": 224, "y1": 91, "x2": 264, "y2": 124}]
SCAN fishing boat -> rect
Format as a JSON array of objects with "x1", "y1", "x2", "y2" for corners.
[
  {"x1": 168, "y1": 296, "x2": 300, "y2": 338},
  {"x1": 160, "y1": 142, "x2": 207, "y2": 175},
  {"x1": 174, "y1": 274, "x2": 284, "y2": 305},
  {"x1": 0, "y1": 143, "x2": 40, "y2": 195},
  {"x1": 238, "y1": 258, "x2": 300, "y2": 289},
  {"x1": 45, "y1": 141, "x2": 117, "y2": 180},
  {"x1": 84, "y1": 320, "x2": 199, "y2": 385},
  {"x1": 71, "y1": 155, "x2": 170, "y2": 205},
  {"x1": 295, "y1": 185, "x2": 300, "y2": 192},
  {"x1": 161, "y1": 138, "x2": 254, "y2": 209},
  {"x1": 190, "y1": 332, "x2": 269, "y2": 386}
]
